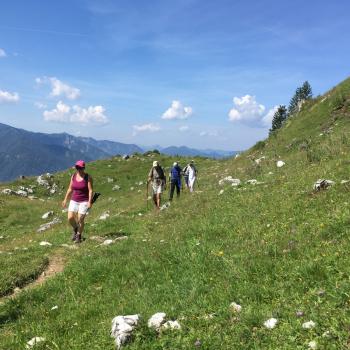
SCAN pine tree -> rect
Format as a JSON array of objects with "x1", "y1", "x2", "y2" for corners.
[
  {"x1": 288, "y1": 81, "x2": 313, "y2": 115},
  {"x1": 300, "y1": 81, "x2": 312, "y2": 100},
  {"x1": 270, "y1": 105, "x2": 287, "y2": 134}
]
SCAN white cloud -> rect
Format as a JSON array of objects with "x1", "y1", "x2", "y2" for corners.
[
  {"x1": 179, "y1": 125, "x2": 189, "y2": 132},
  {"x1": 70, "y1": 105, "x2": 108, "y2": 124},
  {"x1": 228, "y1": 95, "x2": 277, "y2": 128},
  {"x1": 0, "y1": 90, "x2": 19, "y2": 103},
  {"x1": 36, "y1": 76, "x2": 81, "y2": 100},
  {"x1": 43, "y1": 101, "x2": 71, "y2": 122},
  {"x1": 49, "y1": 77, "x2": 80, "y2": 100},
  {"x1": 162, "y1": 100, "x2": 193, "y2": 120},
  {"x1": 262, "y1": 105, "x2": 279, "y2": 127},
  {"x1": 199, "y1": 130, "x2": 218, "y2": 137},
  {"x1": 34, "y1": 102, "x2": 47, "y2": 109},
  {"x1": 43, "y1": 101, "x2": 108, "y2": 125},
  {"x1": 132, "y1": 123, "x2": 161, "y2": 136},
  {"x1": 0, "y1": 48, "x2": 6, "y2": 57}
]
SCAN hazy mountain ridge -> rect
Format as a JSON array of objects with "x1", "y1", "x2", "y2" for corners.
[
  {"x1": 0, "y1": 123, "x2": 140, "y2": 182},
  {"x1": 0, "y1": 123, "x2": 237, "y2": 181}
]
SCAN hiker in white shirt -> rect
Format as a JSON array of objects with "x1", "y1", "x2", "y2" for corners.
[{"x1": 188, "y1": 160, "x2": 197, "y2": 192}]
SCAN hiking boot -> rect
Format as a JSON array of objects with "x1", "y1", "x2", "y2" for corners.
[
  {"x1": 75, "y1": 233, "x2": 82, "y2": 243},
  {"x1": 72, "y1": 227, "x2": 78, "y2": 241}
]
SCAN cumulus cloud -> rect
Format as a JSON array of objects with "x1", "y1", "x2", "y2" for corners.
[
  {"x1": 162, "y1": 100, "x2": 193, "y2": 120},
  {"x1": 199, "y1": 130, "x2": 218, "y2": 137},
  {"x1": 34, "y1": 102, "x2": 47, "y2": 109},
  {"x1": 179, "y1": 125, "x2": 189, "y2": 132},
  {"x1": 0, "y1": 90, "x2": 19, "y2": 103},
  {"x1": 132, "y1": 123, "x2": 161, "y2": 136},
  {"x1": 262, "y1": 105, "x2": 279, "y2": 127},
  {"x1": 228, "y1": 95, "x2": 277, "y2": 128},
  {"x1": 0, "y1": 48, "x2": 6, "y2": 57},
  {"x1": 36, "y1": 76, "x2": 81, "y2": 100},
  {"x1": 43, "y1": 101, "x2": 108, "y2": 125}
]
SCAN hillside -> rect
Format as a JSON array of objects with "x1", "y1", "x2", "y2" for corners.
[{"x1": 1, "y1": 77, "x2": 350, "y2": 349}]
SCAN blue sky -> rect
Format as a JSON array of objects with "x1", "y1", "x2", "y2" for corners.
[{"x1": 0, "y1": 0, "x2": 349, "y2": 151}]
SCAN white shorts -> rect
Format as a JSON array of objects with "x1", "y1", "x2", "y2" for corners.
[
  {"x1": 152, "y1": 182, "x2": 163, "y2": 195},
  {"x1": 68, "y1": 200, "x2": 89, "y2": 215}
]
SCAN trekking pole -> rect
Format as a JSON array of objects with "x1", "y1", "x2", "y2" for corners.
[
  {"x1": 86, "y1": 192, "x2": 101, "y2": 214},
  {"x1": 146, "y1": 181, "x2": 149, "y2": 209}
]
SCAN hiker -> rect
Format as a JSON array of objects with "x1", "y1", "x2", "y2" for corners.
[
  {"x1": 62, "y1": 160, "x2": 93, "y2": 243},
  {"x1": 188, "y1": 160, "x2": 198, "y2": 192},
  {"x1": 169, "y1": 162, "x2": 182, "y2": 201},
  {"x1": 182, "y1": 163, "x2": 190, "y2": 190},
  {"x1": 147, "y1": 160, "x2": 166, "y2": 209}
]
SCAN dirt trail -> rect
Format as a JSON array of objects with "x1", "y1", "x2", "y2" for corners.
[{"x1": 0, "y1": 255, "x2": 65, "y2": 303}]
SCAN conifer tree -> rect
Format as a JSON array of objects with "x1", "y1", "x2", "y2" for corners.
[
  {"x1": 288, "y1": 81, "x2": 313, "y2": 115},
  {"x1": 270, "y1": 105, "x2": 287, "y2": 134},
  {"x1": 300, "y1": 81, "x2": 312, "y2": 100}
]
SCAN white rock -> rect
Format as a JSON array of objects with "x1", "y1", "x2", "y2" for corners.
[
  {"x1": 276, "y1": 160, "x2": 285, "y2": 168},
  {"x1": 229, "y1": 302, "x2": 242, "y2": 313},
  {"x1": 268, "y1": 172, "x2": 274, "y2": 175},
  {"x1": 160, "y1": 202, "x2": 171, "y2": 211},
  {"x1": 161, "y1": 320, "x2": 181, "y2": 330},
  {"x1": 112, "y1": 185, "x2": 121, "y2": 191},
  {"x1": 148, "y1": 312, "x2": 167, "y2": 330},
  {"x1": 37, "y1": 175, "x2": 50, "y2": 187},
  {"x1": 37, "y1": 217, "x2": 61, "y2": 233},
  {"x1": 302, "y1": 320, "x2": 316, "y2": 329},
  {"x1": 99, "y1": 212, "x2": 110, "y2": 220},
  {"x1": 218, "y1": 176, "x2": 241, "y2": 186},
  {"x1": 255, "y1": 156, "x2": 266, "y2": 165},
  {"x1": 42, "y1": 211, "x2": 54, "y2": 219},
  {"x1": 51, "y1": 305, "x2": 58, "y2": 310},
  {"x1": 16, "y1": 190, "x2": 28, "y2": 197},
  {"x1": 102, "y1": 239, "x2": 114, "y2": 246},
  {"x1": 115, "y1": 333, "x2": 131, "y2": 349},
  {"x1": 264, "y1": 318, "x2": 278, "y2": 329},
  {"x1": 313, "y1": 179, "x2": 334, "y2": 191},
  {"x1": 111, "y1": 314, "x2": 139, "y2": 349},
  {"x1": 246, "y1": 179, "x2": 258, "y2": 185},
  {"x1": 39, "y1": 241, "x2": 52, "y2": 246},
  {"x1": 308, "y1": 340, "x2": 317, "y2": 349},
  {"x1": 26, "y1": 337, "x2": 45, "y2": 348},
  {"x1": 2, "y1": 188, "x2": 14, "y2": 195},
  {"x1": 130, "y1": 187, "x2": 134, "y2": 191},
  {"x1": 219, "y1": 189, "x2": 224, "y2": 195},
  {"x1": 107, "y1": 177, "x2": 114, "y2": 183},
  {"x1": 123, "y1": 314, "x2": 139, "y2": 326}
]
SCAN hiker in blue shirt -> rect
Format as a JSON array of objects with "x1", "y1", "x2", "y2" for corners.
[{"x1": 169, "y1": 162, "x2": 182, "y2": 201}]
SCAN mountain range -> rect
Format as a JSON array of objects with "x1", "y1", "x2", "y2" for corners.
[{"x1": 0, "y1": 122, "x2": 237, "y2": 182}]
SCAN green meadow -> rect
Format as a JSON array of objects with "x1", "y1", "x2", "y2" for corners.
[{"x1": 1, "y1": 78, "x2": 350, "y2": 349}]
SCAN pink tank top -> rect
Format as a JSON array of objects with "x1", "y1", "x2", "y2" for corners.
[{"x1": 71, "y1": 173, "x2": 89, "y2": 202}]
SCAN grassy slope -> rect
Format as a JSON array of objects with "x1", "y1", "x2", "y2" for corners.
[{"x1": 1, "y1": 78, "x2": 350, "y2": 349}]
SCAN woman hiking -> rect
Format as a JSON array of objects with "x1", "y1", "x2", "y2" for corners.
[{"x1": 62, "y1": 160, "x2": 93, "y2": 243}]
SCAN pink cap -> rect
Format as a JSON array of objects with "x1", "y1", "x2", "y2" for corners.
[{"x1": 75, "y1": 160, "x2": 85, "y2": 168}]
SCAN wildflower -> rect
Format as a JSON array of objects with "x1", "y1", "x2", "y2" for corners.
[
  {"x1": 229, "y1": 302, "x2": 242, "y2": 313},
  {"x1": 308, "y1": 340, "x2": 317, "y2": 349},
  {"x1": 302, "y1": 320, "x2": 316, "y2": 329},
  {"x1": 218, "y1": 251, "x2": 224, "y2": 256},
  {"x1": 264, "y1": 318, "x2": 278, "y2": 329}
]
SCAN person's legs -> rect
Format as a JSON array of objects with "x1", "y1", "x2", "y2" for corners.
[
  {"x1": 67, "y1": 210, "x2": 78, "y2": 240},
  {"x1": 176, "y1": 181, "x2": 180, "y2": 198},
  {"x1": 76, "y1": 213, "x2": 86, "y2": 242},
  {"x1": 169, "y1": 180, "x2": 175, "y2": 201},
  {"x1": 189, "y1": 178, "x2": 195, "y2": 192},
  {"x1": 156, "y1": 193, "x2": 161, "y2": 209}
]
